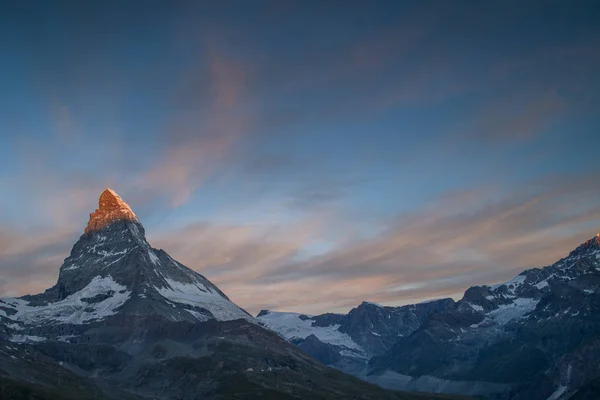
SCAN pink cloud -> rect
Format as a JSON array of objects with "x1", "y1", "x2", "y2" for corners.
[
  {"x1": 141, "y1": 172, "x2": 600, "y2": 315},
  {"x1": 137, "y1": 41, "x2": 252, "y2": 207}
]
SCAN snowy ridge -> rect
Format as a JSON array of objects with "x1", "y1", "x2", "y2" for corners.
[{"x1": 490, "y1": 274, "x2": 526, "y2": 293}]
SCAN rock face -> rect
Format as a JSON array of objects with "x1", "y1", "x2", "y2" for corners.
[
  {"x1": 0, "y1": 189, "x2": 453, "y2": 400},
  {"x1": 339, "y1": 299, "x2": 455, "y2": 355},
  {"x1": 368, "y1": 234, "x2": 600, "y2": 399},
  {"x1": 260, "y1": 234, "x2": 600, "y2": 400}
]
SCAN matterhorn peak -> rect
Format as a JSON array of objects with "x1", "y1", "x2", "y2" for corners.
[
  {"x1": 20, "y1": 186, "x2": 253, "y2": 324},
  {"x1": 85, "y1": 188, "x2": 139, "y2": 234}
]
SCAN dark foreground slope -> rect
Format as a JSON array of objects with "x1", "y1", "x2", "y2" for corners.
[{"x1": 0, "y1": 317, "x2": 469, "y2": 400}]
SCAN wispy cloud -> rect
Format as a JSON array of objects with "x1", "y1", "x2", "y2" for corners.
[
  {"x1": 142, "y1": 171, "x2": 600, "y2": 315},
  {"x1": 467, "y1": 89, "x2": 564, "y2": 141},
  {"x1": 137, "y1": 40, "x2": 252, "y2": 207},
  {"x1": 0, "y1": 228, "x2": 76, "y2": 297}
]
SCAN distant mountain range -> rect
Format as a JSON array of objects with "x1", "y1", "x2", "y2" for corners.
[
  {"x1": 258, "y1": 234, "x2": 600, "y2": 400},
  {"x1": 0, "y1": 189, "x2": 464, "y2": 400}
]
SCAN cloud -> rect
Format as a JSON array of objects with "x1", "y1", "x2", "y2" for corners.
[
  {"x1": 2, "y1": 1, "x2": 600, "y2": 318},
  {"x1": 0, "y1": 228, "x2": 76, "y2": 297},
  {"x1": 50, "y1": 101, "x2": 77, "y2": 139},
  {"x1": 149, "y1": 214, "x2": 329, "y2": 280},
  {"x1": 265, "y1": 172, "x2": 600, "y2": 282},
  {"x1": 136, "y1": 40, "x2": 252, "y2": 207},
  {"x1": 139, "y1": 171, "x2": 600, "y2": 315},
  {"x1": 468, "y1": 90, "x2": 564, "y2": 141},
  {"x1": 283, "y1": 178, "x2": 363, "y2": 211}
]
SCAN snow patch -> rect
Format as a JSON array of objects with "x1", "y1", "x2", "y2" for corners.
[
  {"x1": 6, "y1": 323, "x2": 21, "y2": 330},
  {"x1": 128, "y1": 223, "x2": 147, "y2": 246},
  {"x1": 10, "y1": 335, "x2": 47, "y2": 343},
  {"x1": 257, "y1": 311, "x2": 364, "y2": 353},
  {"x1": 470, "y1": 304, "x2": 484, "y2": 312},
  {"x1": 535, "y1": 280, "x2": 549, "y2": 289},
  {"x1": 57, "y1": 335, "x2": 77, "y2": 342},
  {"x1": 104, "y1": 254, "x2": 128, "y2": 268},
  {"x1": 97, "y1": 249, "x2": 128, "y2": 258},
  {"x1": 546, "y1": 385, "x2": 567, "y2": 400},
  {"x1": 491, "y1": 274, "x2": 526, "y2": 292},
  {"x1": 487, "y1": 297, "x2": 539, "y2": 325},
  {"x1": 155, "y1": 277, "x2": 252, "y2": 323},
  {"x1": 1, "y1": 276, "x2": 131, "y2": 325},
  {"x1": 147, "y1": 250, "x2": 160, "y2": 266}
]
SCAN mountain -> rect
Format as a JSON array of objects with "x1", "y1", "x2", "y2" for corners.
[
  {"x1": 6, "y1": 188, "x2": 251, "y2": 327},
  {"x1": 259, "y1": 234, "x2": 600, "y2": 400},
  {"x1": 257, "y1": 299, "x2": 455, "y2": 375},
  {"x1": 0, "y1": 189, "x2": 466, "y2": 400}
]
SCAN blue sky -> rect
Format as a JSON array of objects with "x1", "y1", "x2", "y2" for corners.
[{"x1": 1, "y1": 1, "x2": 599, "y2": 314}]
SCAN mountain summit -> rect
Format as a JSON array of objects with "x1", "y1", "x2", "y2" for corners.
[{"x1": 85, "y1": 188, "x2": 138, "y2": 234}]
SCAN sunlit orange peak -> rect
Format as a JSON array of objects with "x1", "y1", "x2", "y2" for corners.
[{"x1": 85, "y1": 188, "x2": 138, "y2": 234}]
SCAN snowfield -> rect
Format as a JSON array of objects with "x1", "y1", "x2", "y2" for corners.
[
  {"x1": 257, "y1": 311, "x2": 364, "y2": 353},
  {"x1": 1, "y1": 276, "x2": 131, "y2": 328},
  {"x1": 155, "y1": 277, "x2": 253, "y2": 322},
  {"x1": 487, "y1": 297, "x2": 539, "y2": 325}
]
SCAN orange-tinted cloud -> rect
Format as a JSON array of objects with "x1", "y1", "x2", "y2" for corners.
[
  {"x1": 139, "y1": 171, "x2": 600, "y2": 315},
  {"x1": 1, "y1": 169, "x2": 599, "y2": 316},
  {"x1": 0, "y1": 228, "x2": 76, "y2": 297}
]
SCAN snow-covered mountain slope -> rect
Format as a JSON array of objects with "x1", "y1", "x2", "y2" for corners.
[{"x1": 257, "y1": 311, "x2": 365, "y2": 356}]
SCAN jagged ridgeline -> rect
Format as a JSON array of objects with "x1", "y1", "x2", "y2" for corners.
[{"x1": 0, "y1": 189, "x2": 465, "y2": 400}]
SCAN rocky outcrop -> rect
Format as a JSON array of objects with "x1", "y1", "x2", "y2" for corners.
[{"x1": 85, "y1": 188, "x2": 139, "y2": 234}]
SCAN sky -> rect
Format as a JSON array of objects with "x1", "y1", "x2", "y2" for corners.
[{"x1": 1, "y1": 0, "x2": 600, "y2": 315}]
